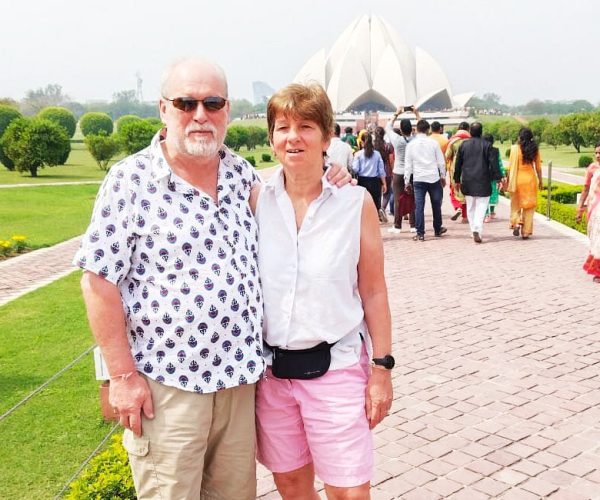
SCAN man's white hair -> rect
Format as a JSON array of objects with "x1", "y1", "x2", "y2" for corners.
[{"x1": 160, "y1": 57, "x2": 229, "y2": 98}]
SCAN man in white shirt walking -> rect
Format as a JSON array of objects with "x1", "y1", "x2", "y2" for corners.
[
  {"x1": 405, "y1": 119, "x2": 447, "y2": 241},
  {"x1": 326, "y1": 123, "x2": 354, "y2": 174}
]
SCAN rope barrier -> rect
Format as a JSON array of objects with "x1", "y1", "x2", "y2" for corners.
[
  {"x1": 0, "y1": 344, "x2": 96, "y2": 422},
  {"x1": 53, "y1": 422, "x2": 120, "y2": 499}
]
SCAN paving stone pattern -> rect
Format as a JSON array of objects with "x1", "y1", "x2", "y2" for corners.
[
  {"x1": 1, "y1": 173, "x2": 599, "y2": 499},
  {"x1": 0, "y1": 236, "x2": 82, "y2": 307}
]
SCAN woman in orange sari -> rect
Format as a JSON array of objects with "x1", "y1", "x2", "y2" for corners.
[
  {"x1": 576, "y1": 142, "x2": 600, "y2": 282},
  {"x1": 506, "y1": 128, "x2": 542, "y2": 239}
]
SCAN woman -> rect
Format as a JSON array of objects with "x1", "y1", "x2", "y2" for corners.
[
  {"x1": 507, "y1": 127, "x2": 542, "y2": 239},
  {"x1": 374, "y1": 126, "x2": 394, "y2": 223},
  {"x1": 252, "y1": 83, "x2": 393, "y2": 499},
  {"x1": 482, "y1": 133, "x2": 506, "y2": 222},
  {"x1": 352, "y1": 132, "x2": 387, "y2": 218},
  {"x1": 576, "y1": 142, "x2": 600, "y2": 282}
]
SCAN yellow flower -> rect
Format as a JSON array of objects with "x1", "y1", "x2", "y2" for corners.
[
  {"x1": 1, "y1": 241, "x2": 12, "y2": 248},
  {"x1": 11, "y1": 235, "x2": 27, "y2": 242}
]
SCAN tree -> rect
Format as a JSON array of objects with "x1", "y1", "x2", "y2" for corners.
[
  {"x1": 527, "y1": 118, "x2": 551, "y2": 145},
  {"x1": 21, "y1": 84, "x2": 69, "y2": 115},
  {"x1": 0, "y1": 105, "x2": 23, "y2": 170},
  {"x1": 118, "y1": 120, "x2": 162, "y2": 155},
  {"x1": 37, "y1": 106, "x2": 77, "y2": 138},
  {"x1": 224, "y1": 125, "x2": 249, "y2": 151},
  {"x1": 245, "y1": 126, "x2": 268, "y2": 149},
  {"x1": 229, "y1": 99, "x2": 255, "y2": 120},
  {"x1": 80, "y1": 112, "x2": 114, "y2": 137},
  {"x1": 84, "y1": 134, "x2": 122, "y2": 170},
  {"x1": 541, "y1": 124, "x2": 560, "y2": 150},
  {"x1": 579, "y1": 112, "x2": 600, "y2": 148},
  {"x1": 115, "y1": 114, "x2": 142, "y2": 135},
  {"x1": 556, "y1": 113, "x2": 587, "y2": 152},
  {"x1": 496, "y1": 120, "x2": 521, "y2": 144},
  {"x1": 1, "y1": 118, "x2": 70, "y2": 177}
]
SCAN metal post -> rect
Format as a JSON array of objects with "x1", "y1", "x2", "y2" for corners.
[{"x1": 546, "y1": 161, "x2": 552, "y2": 220}]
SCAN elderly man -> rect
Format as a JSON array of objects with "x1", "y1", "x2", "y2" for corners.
[{"x1": 75, "y1": 57, "x2": 349, "y2": 499}]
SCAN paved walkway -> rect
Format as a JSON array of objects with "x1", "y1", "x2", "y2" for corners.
[
  {"x1": 0, "y1": 236, "x2": 82, "y2": 306},
  {"x1": 1, "y1": 175, "x2": 600, "y2": 499}
]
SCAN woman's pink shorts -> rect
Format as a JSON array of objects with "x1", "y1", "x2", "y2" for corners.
[{"x1": 256, "y1": 351, "x2": 373, "y2": 488}]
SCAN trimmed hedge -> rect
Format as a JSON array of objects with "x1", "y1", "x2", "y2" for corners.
[
  {"x1": 66, "y1": 434, "x2": 136, "y2": 499},
  {"x1": 578, "y1": 155, "x2": 593, "y2": 168},
  {"x1": 245, "y1": 155, "x2": 256, "y2": 167},
  {"x1": 261, "y1": 153, "x2": 272, "y2": 162},
  {"x1": 540, "y1": 185, "x2": 582, "y2": 205},
  {"x1": 536, "y1": 194, "x2": 587, "y2": 234}
]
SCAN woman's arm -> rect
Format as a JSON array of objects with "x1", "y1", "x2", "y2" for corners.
[{"x1": 357, "y1": 192, "x2": 393, "y2": 429}]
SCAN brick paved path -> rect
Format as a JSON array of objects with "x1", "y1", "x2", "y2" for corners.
[
  {"x1": 258, "y1": 197, "x2": 600, "y2": 499},
  {"x1": 0, "y1": 236, "x2": 82, "y2": 306},
  {"x1": 1, "y1": 173, "x2": 599, "y2": 499}
]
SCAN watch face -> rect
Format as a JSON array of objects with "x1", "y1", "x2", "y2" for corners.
[{"x1": 383, "y1": 355, "x2": 395, "y2": 369}]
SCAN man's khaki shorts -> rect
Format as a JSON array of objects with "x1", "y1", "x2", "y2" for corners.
[{"x1": 122, "y1": 377, "x2": 256, "y2": 500}]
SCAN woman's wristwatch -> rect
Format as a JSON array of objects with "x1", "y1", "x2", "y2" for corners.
[{"x1": 372, "y1": 355, "x2": 395, "y2": 369}]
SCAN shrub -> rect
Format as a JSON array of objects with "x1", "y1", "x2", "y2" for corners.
[
  {"x1": 66, "y1": 434, "x2": 136, "y2": 500},
  {"x1": 80, "y1": 112, "x2": 114, "y2": 137},
  {"x1": 535, "y1": 193, "x2": 587, "y2": 234},
  {"x1": 261, "y1": 153, "x2": 272, "y2": 162},
  {"x1": 245, "y1": 156, "x2": 256, "y2": 167},
  {"x1": 118, "y1": 120, "x2": 162, "y2": 155},
  {"x1": 0, "y1": 105, "x2": 23, "y2": 170},
  {"x1": 578, "y1": 155, "x2": 593, "y2": 168},
  {"x1": 540, "y1": 185, "x2": 582, "y2": 204},
  {"x1": 37, "y1": 106, "x2": 77, "y2": 138},
  {"x1": 84, "y1": 134, "x2": 122, "y2": 170},
  {"x1": 1, "y1": 118, "x2": 70, "y2": 177},
  {"x1": 115, "y1": 114, "x2": 141, "y2": 135},
  {"x1": 144, "y1": 117, "x2": 162, "y2": 128}
]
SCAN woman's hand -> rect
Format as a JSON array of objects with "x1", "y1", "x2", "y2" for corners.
[
  {"x1": 365, "y1": 368, "x2": 393, "y2": 429},
  {"x1": 576, "y1": 207, "x2": 584, "y2": 223}
]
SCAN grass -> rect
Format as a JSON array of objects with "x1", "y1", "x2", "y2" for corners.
[
  {"x1": 496, "y1": 143, "x2": 594, "y2": 170},
  {"x1": 0, "y1": 142, "x2": 122, "y2": 185},
  {"x1": 0, "y1": 184, "x2": 99, "y2": 248},
  {"x1": 0, "y1": 271, "x2": 114, "y2": 499}
]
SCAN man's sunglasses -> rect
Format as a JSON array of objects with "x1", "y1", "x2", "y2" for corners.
[{"x1": 164, "y1": 96, "x2": 228, "y2": 112}]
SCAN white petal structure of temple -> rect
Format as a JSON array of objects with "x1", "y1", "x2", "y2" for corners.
[{"x1": 293, "y1": 14, "x2": 472, "y2": 112}]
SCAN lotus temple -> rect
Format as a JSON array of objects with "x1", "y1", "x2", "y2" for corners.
[{"x1": 293, "y1": 14, "x2": 473, "y2": 130}]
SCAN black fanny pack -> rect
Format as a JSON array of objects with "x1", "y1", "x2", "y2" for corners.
[{"x1": 269, "y1": 341, "x2": 336, "y2": 380}]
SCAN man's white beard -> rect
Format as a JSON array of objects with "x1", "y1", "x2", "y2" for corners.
[{"x1": 182, "y1": 124, "x2": 223, "y2": 158}]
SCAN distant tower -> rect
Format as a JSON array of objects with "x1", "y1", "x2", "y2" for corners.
[
  {"x1": 252, "y1": 81, "x2": 275, "y2": 105},
  {"x1": 135, "y1": 71, "x2": 143, "y2": 102}
]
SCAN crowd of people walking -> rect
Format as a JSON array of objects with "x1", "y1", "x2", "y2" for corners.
[{"x1": 337, "y1": 109, "x2": 547, "y2": 245}]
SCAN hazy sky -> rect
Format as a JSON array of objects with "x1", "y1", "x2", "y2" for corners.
[{"x1": 2, "y1": 0, "x2": 597, "y2": 106}]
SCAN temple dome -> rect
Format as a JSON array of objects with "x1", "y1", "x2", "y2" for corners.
[{"x1": 293, "y1": 14, "x2": 472, "y2": 112}]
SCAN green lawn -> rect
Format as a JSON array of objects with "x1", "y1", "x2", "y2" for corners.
[
  {"x1": 0, "y1": 184, "x2": 99, "y2": 248},
  {"x1": 0, "y1": 142, "x2": 121, "y2": 185},
  {"x1": 0, "y1": 271, "x2": 113, "y2": 499}
]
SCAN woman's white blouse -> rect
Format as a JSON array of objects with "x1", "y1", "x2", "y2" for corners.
[{"x1": 256, "y1": 166, "x2": 368, "y2": 370}]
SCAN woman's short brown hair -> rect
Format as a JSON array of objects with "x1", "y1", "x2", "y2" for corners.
[{"x1": 267, "y1": 83, "x2": 334, "y2": 142}]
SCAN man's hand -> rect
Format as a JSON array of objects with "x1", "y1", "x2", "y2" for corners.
[
  {"x1": 455, "y1": 182, "x2": 461, "y2": 192},
  {"x1": 405, "y1": 183, "x2": 413, "y2": 194},
  {"x1": 440, "y1": 178, "x2": 447, "y2": 188},
  {"x1": 365, "y1": 368, "x2": 393, "y2": 429},
  {"x1": 327, "y1": 162, "x2": 355, "y2": 187},
  {"x1": 110, "y1": 372, "x2": 154, "y2": 437},
  {"x1": 538, "y1": 180, "x2": 544, "y2": 190}
]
